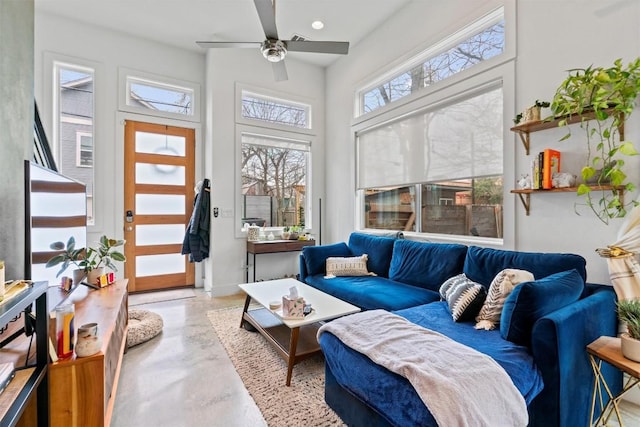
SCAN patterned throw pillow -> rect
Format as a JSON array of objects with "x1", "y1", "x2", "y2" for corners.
[
  {"x1": 474, "y1": 269, "x2": 534, "y2": 330},
  {"x1": 439, "y1": 274, "x2": 487, "y2": 322},
  {"x1": 325, "y1": 254, "x2": 375, "y2": 278}
]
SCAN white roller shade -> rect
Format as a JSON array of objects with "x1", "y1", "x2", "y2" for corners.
[{"x1": 357, "y1": 86, "x2": 503, "y2": 189}]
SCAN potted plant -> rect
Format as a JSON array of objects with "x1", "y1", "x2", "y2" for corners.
[
  {"x1": 617, "y1": 299, "x2": 640, "y2": 362},
  {"x1": 281, "y1": 226, "x2": 291, "y2": 240},
  {"x1": 288, "y1": 225, "x2": 302, "y2": 240},
  {"x1": 551, "y1": 58, "x2": 640, "y2": 224},
  {"x1": 82, "y1": 235, "x2": 127, "y2": 284},
  {"x1": 46, "y1": 236, "x2": 87, "y2": 284},
  {"x1": 524, "y1": 100, "x2": 550, "y2": 123}
]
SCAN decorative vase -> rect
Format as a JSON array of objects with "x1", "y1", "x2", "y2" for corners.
[
  {"x1": 75, "y1": 322, "x2": 102, "y2": 357},
  {"x1": 281, "y1": 231, "x2": 290, "y2": 240},
  {"x1": 86, "y1": 267, "x2": 104, "y2": 286},
  {"x1": 621, "y1": 333, "x2": 640, "y2": 362}
]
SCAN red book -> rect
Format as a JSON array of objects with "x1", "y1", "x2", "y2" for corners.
[{"x1": 543, "y1": 149, "x2": 561, "y2": 189}]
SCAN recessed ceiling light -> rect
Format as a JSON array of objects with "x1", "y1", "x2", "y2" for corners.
[{"x1": 311, "y1": 20, "x2": 324, "y2": 30}]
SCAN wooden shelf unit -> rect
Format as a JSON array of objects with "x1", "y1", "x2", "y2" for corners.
[
  {"x1": 48, "y1": 279, "x2": 128, "y2": 427},
  {"x1": 0, "y1": 281, "x2": 49, "y2": 427},
  {"x1": 510, "y1": 107, "x2": 626, "y2": 215},
  {"x1": 510, "y1": 107, "x2": 624, "y2": 155},
  {"x1": 510, "y1": 186, "x2": 626, "y2": 216}
]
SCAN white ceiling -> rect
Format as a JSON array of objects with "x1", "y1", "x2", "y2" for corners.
[{"x1": 34, "y1": 0, "x2": 412, "y2": 66}]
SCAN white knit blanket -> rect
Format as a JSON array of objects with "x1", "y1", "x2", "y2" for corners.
[{"x1": 318, "y1": 310, "x2": 528, "y2": 427}]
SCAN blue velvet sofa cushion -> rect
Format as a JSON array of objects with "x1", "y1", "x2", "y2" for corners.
[
  {"x1": 501, "y1": 269, "x2": 584, "y2": 347},
  {"x1": 301, "y1": 242, "x2": 351, "y2": 277},
  {"x1": 463, "y1": 246, "x2": 587, "y2": 288},
  {"x1": 305, "y1": 275, "x2": 441, "y2": 311},
  {"x1": 347, "y1": 233, "x2": 396, "y2": 278},
  {"x1": 319, "y1": 302, "x2": 544, "y2": 427},
  {"x1": 388, "y1": 240, "x2": 468, "y2": 291}
]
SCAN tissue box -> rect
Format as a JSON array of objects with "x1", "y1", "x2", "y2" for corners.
[{"x1": 282, "y1": 296, "x2": 305, "y2": 318}]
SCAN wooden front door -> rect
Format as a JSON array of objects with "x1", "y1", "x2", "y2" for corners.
[{"x1": 123, "y1": 120, "x2": 195, "y2": 292}]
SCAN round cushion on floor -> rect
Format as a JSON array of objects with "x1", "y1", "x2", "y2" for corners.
[{"x1": 128, "y1": 309, "x2": 164, "y2": 348}]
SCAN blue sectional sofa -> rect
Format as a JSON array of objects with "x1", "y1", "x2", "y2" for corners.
[{"x1": 299, "y1": 232, "x2": 621, "y2": 427}]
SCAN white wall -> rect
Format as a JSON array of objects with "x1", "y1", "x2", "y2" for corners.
[
  {"x1": 34, "y1": 12, "x2": 206, "y2": 282},
  {"x1": 0, "y1": 0, "x2": 33, "y2": 280},
  {"x1": 325, "y1": 0, "x2": 640, "y2": 284},
  {"x1": 205, "y1": 49, "x2": 325, "y2": 295}
]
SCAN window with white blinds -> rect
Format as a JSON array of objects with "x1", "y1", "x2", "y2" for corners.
[{"x1": 357, "y1": 85, "x2": 503, "y2": 190}]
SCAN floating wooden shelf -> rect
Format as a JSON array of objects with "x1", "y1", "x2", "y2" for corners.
[
  {"x1": 510, "y1": 185, "x2": 626, "y2": 215},
  {"x1": 510, "y1": 108, "x2": 624, "y2": 155}
]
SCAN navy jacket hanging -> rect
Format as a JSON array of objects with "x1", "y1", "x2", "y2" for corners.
[{"x1": 182, "y1": 179, "x2": 210, "y2": 262}]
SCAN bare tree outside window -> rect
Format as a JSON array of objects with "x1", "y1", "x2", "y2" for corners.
[
  {"x1": 240, "y1": 92, "x2": 311, "y2": 228},
  {"x1": 362, "y1": 21, "x2": 504, "y2": 114}
]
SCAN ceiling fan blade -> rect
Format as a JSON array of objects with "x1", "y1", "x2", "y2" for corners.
[
  {"x1": 254, "y1": 0, "x2": 279, "y2": 40},
  {"x1": 285, "y1": 40, "x2": 349, "y2": 55},
  {"x1": 272, "y1": 61, "x2": 288, "y2": 82},
  {"x1": 196, "y1": 41, "x2": 261, "y2": 49}
]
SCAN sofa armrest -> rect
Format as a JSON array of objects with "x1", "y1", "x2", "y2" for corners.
[
  {"x1": 299, "y1": 253, "x2": 309, "y2": 282},
  {"x1": 529, "y1": 288, "x2": 621, "y2": 427}
]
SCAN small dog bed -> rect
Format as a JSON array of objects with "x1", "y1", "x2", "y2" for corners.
[{"x1": 127, "y1": 309, "x2": 163, "y2": 348}]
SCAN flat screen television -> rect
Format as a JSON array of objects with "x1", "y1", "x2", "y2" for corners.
[{"x1": 25, "y1": 160, "x2": 87, "y2": 286}]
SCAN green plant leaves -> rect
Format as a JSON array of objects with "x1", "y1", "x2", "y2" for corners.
[{"x1": 552, "y1": 57, "x2": 640, "y2": 224}]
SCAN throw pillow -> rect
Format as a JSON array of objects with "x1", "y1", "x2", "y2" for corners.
[
  {"x1": 439, "y1": 273, "x2": 487, "y2": 322},
  {"x1": 474, "y1": 268, "x2": 534, "y2": 330},
  {"x1": 325, "y1": 254, "x2": 375, "y2": 278},
  {"x1": 500, "y1": 269, "x2": 584, "y2": 347}
]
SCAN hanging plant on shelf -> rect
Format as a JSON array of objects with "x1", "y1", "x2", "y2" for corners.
[{"x1": 551, "y1": 57, "x2": 640, "y2": 224}]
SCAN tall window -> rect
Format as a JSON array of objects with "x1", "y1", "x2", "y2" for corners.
[
  {"x1": 358, "y1": 86, "x2": 503, "y2": 238},
  {"x1": 241, "y1": 134, "x2": 310, "y2": 228},
  {"x1": 237, "y1": 88, "x2": 313, "y2": 231},
  {"x1": 359, "y1": 7, "x2": 505, "y2": 116},
  {"x1": 55, "y1": 62, "x2": 95, "y2": 224}
]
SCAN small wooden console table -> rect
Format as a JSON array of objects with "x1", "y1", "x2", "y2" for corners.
[
  {"x1": 246, "y1": 240, "x2": 315, "y2": 282},
  {"x1": 587, "y1": 336, "x2": 640, "y2": 426}
]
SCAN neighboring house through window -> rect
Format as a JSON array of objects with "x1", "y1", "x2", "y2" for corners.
[{"x1": 55, "y1": 62, "x2": 95, "y2": 225}]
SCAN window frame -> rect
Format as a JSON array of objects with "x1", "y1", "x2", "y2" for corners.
[
  {"x1": 235, "y1": 124, "x2": 314, "y2": 238},
  {"x1": 354, "y1": 62, "x2": 515, "y2": 247},
  {"x1": 353, "y1": 3, "x2": 515, "y2": 124},
  {"x1": 75, "y1": 131, "x2": 93, "y2": 168},
  {"x1": 48, "y1": 56, "x2": 100, "y2": 228},
  {"x1": 235, "y1": 83, "x2": 315, "y2": 136},
  {"x1": 118, "y1": 67, "x2": 201, "y2": 123}
]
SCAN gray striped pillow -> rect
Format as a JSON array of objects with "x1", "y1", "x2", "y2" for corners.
[{"x1": 439, "y1": 274, "x2": 487, "y2": 322}]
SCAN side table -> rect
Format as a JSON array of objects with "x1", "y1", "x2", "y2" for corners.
[
  {"x1": 587, "y1": 336, "x2": 640, "y2": 426},
  {"x1": 246, "y1": 239, "x2": 316, "y2": 282}
]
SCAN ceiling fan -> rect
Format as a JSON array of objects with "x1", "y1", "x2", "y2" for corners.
[{"x1": 196, "y1": 0, "x2": 349, "y2": 81}]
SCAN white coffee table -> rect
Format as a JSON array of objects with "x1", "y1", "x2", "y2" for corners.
[{"x1": 238, "y1": 278, "x2": 360, "y2": 386}]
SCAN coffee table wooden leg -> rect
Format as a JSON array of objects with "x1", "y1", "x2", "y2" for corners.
[
  {"x1": 240, "y1": 294, "x2": 252, "y2": 328},
  {"x1": 286, "y1": 327, "x2": 300, "y2": 386}
]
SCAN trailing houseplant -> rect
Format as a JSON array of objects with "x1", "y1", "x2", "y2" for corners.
[
  {"x1": 617, "y1": 299, "x2": 640, "y2": 362},
  {"x1": 551, "y1": 58, "x2": 640, "y2": 224}
]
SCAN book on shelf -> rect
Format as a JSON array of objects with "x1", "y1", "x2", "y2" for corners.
[
  {"x1": 542, "y1": 149, "x2": 561, "y2": 189},
  {"x1": 0, "y1": 362, "x2": 15, "y2": 395}
]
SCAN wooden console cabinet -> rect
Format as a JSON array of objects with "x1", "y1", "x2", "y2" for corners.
[{"x1": 48, "y1": 279, "x2": 128, "y2": 427}]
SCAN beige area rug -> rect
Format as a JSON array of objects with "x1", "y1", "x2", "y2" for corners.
[{"x1": 207, "y1": 307, "x2": 345, "y2": 427}]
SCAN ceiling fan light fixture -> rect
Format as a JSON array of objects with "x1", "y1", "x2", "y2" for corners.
[{"x1": 261, "y1": 40, "x2": 287, "y2": 62}]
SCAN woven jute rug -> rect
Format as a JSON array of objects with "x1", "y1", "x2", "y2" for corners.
[{"x1": 207, "y1": 307, "x2": 345, "y2": 426}]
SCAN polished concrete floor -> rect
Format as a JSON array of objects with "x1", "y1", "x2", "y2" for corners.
[{"x1": 111, "y1": 288, "x2": 267, "y2": 427}]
